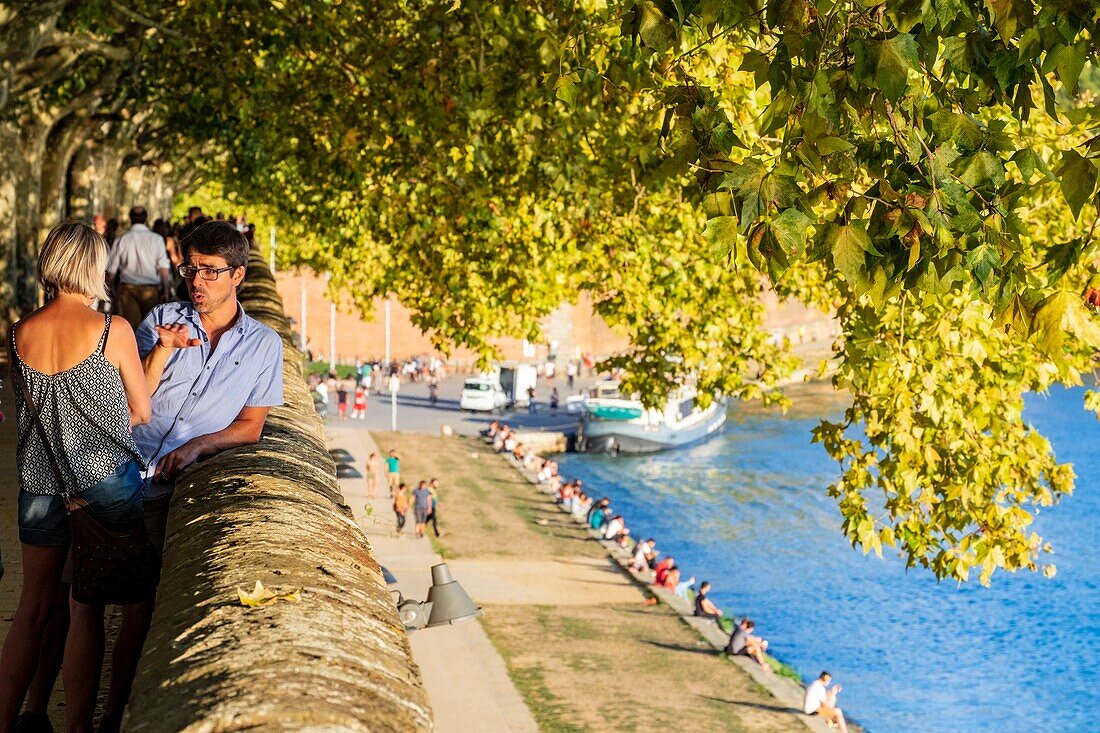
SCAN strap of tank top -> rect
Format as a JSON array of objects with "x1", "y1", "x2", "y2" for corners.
[
  {"x1": 8, "y1": 326, "x2": 70, "y2": 499},
  {"x1": 98, "y1": 314, "x2": 112, "y2": 354}
]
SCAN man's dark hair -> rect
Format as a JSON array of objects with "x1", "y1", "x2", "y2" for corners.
[
  {"x1": 129, "y1": 206, "x2": 147, "y2": 225},
  {"x1": 188, "y1": 206, "x2": 203, "y2": 218},
  {"x1": 700, "y1": 581, "x2": 711, "y2": 590},
  {"x1": 180, "y1": 220, "x2": 249, "y2": 269},
  {"x1": 819, "y1": 671, "x2": 831, "y2": 680}
]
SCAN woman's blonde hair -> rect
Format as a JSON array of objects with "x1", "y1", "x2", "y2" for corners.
[{"x1": 37, "y1": 221, "x2": 109, "y2": 301}]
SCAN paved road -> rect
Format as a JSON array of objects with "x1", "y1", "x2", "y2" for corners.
[{"x1": 321, "y1": 373, "x2": 600, "y2": 437}]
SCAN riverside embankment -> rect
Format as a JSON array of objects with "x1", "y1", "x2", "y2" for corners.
[{"x1": 368, "y1": 429, "x2": 812, "y2": 732}]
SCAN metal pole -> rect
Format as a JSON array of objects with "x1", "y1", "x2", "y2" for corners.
[
  {"x1": 329, "y1": 301, "x2": 337, "y2": 373},
  {"x1": 299, "y1": 276, "x2": 308, "y2": 353},
  {"x1": 269, "y1": 226, "x2": 276, "y2": 272},
  {"x1": 384, "y1": 297, "x2": 391, "y2": 371}
]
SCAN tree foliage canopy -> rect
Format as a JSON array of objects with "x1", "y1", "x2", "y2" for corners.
[{"x1": 5, "y1": 0, "x2": 1100, "y2": 584}]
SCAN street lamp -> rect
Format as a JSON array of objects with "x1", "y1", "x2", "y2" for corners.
[{"x1": 395, "y1": 563, "x2": 482, "y2": 630}]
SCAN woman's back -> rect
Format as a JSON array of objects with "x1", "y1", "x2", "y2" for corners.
[{"x1": 12, "y1": 302, "x2": 143, "y2": 497}]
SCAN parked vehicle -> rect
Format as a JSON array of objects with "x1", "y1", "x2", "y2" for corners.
[
  {"x1": 459, "y1": 377, "x2": 507, "y2": 413},
  {"x1": 499, "y1": 364, "x2": 538, "y2": 407}
]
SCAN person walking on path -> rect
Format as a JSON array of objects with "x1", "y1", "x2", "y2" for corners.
[
  {"x1": 106, "y1": 206, "x2": 172, "y2": 329},
  {"x1": 527, "y1": 385, "x2": 537, "y2": 414},
  {"x1": 98, "y1": 220, "x2": 284, "y2": 730},
  {"x1": 386, "y1": 449, "x2": 401, "y2": 495},
  {"x1": 411, "y1": 481, "x2": 434, "y2": 539},
  {"x1": 337, "y1": 382, "x2": 349, "y2": 420},
  {"x1": 0, "y1": 222, "x2": 152, "y2": 733},
  {"x1": 352, "y1": 384, "x2": 368, "y2": 419},
  {"x1": 366, "y1": 452, "x2": 383, "y2": 499},
  {"x1": 426, "y1": 478, "x2": 442, "y2": 538},
  {"x1": 393, "y1": 483, "x2": 409, "y2": 536}
]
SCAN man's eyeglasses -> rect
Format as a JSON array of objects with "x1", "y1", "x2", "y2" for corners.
[{"x1": 178, "y1": 265, "x2": 236, "y2": 281}]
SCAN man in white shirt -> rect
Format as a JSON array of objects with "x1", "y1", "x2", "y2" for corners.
[
  {"x1": 803, "y1": 671, "x2": 849, "y2": 732},
  {"x1": 106, "y1": 206, "x2": 171, "y2": 328}
]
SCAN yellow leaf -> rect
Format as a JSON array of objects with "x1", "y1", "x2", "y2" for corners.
[{"x1": 237, "y1": 580, "x2": 302, "y2": 607}]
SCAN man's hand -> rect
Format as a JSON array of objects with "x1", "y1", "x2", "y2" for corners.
[
  {"x1": 155, "y1": 323, "x2": 202, "y2": 350},
  {"x1": 154, "y1": 438, "x2": 208, "y2": 481}
]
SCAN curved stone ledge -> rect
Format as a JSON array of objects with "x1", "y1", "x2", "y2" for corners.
[{"x1": 125, "y1": 254, "x2": 432, "y2": 732}]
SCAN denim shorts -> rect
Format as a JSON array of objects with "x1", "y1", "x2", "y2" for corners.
[{"x1": 19, "y1": 460, "x2": 144, "y2": 546}]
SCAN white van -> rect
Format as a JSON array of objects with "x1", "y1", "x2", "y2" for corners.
[{"x1": 459, "y1": 377, "x2": 507, "y2": 413}]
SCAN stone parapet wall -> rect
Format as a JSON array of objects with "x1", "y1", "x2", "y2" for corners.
[{"x1": 125, "y1": 252, "x2": 431, "y2": 731}]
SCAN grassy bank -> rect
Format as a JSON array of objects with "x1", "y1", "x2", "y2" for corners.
[{"x1": 372, "y1": 431, "x2": 806, "y2": 733}]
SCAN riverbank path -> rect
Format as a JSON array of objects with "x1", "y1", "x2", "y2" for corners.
[{"x1": 328, "y1": 425, "x2": 539, "y2": 733}]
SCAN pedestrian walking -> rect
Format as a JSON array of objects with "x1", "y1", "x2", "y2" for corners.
[
  {"x1": 411, "y1": 481, "x2": 434, "y2": 539},
  {"x1": 386, "y1": 449, "x2": 401, "y2": 495},
  {"x1": 393, "y1": 483, "x2": 409, "y2": 535},
  {"x1": 337, "y1": 382, "x2": 349, "y2": 420},
  {"x1": 427, "y1": 478, "x2": 442, "y2": 537},
  {"x1": 527, "y1": 385, "x2": 537, "y2": 414},
  {"x1": 105, "y1": 206, "x2": 172, "y2": 329},
  {"x1": 366, "y1": 452, "x2": 383, "y2": 499},
  {"x1": 352, "y1": 385, "x2": 368, "y2": 419}
]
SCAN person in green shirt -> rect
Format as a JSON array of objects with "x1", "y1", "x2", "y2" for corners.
[{"x1": 385, "y1": 449, "x2": 401, "y2": 496}]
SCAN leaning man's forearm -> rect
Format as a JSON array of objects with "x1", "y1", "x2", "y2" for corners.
[{"x1": 196, "y1": 420, "x2": 266, "y2": 455}]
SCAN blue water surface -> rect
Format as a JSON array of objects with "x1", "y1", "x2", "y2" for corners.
[{"x1": 556, "y1": 384, "x2": 1098, "y2": 733}]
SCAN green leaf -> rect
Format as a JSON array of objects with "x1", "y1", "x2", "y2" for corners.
[
  {"x1": 1057, "y1": 151, "x2": 1097, "y2": 219},
  {"x1": 704, "y1": 215, "x2": 741, "y2": 262},
  {"x1": 876, "y1": 34, "x2": 918, "y2": 100},
  {"x1": 770, "y1": 208, "x2": 814, "y2": 257},
  {"x1": 829, "y1": 223, "x2": 870, "y2": 287},
  {"x1": 954, "y1": 151, "x2": 1005, "y2": 189},
  {"x1": 635, "y1": 2, "x2": 674, "y2": 52}
]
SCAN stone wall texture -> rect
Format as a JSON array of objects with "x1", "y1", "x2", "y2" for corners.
[{"x1": 124, "y1": 252, "x2": 432, "y2": 732}]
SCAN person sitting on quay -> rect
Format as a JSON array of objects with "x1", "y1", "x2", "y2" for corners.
[
  {"x1": 630, "y1": 538, "x2": 657, "y2": 574},
  {"x1": 645, "y1": 562, "x2": 679, "y2": 605},
  {"x1": 725, "y1": 618, "x2": 771, "y2": 671},
  {"x1": 602, "y1": 514, "x2": 627, "y2": 543},
  {"x1": 492, "y1": 424, "x2": 508, "y2": 451},
  {"x1": 675, "y1": 574, "x2": 697, "y2": 602},
  {"x1": 482, "y1": 419, "x2": 500, "y2": 438},
  {"x1": 503, "y1": 430, "x2": 518, "y2": 454},
  {"x1": 693, "y1": 581, "x2": 724, "y2": 624},
  {"x1": 521, "y1": 447, "x2": 539, "y2": 471},
  {"x1": 653, "y1": 556, "x2": 676, "y2": 586},
  {"x1": 559, "y1": 480, "x2": 575, "y2": 510},
  {"x1": 587, "y1": 497, "x2": 611, "y2": 531},
  {"x1": 803, "y1": 671, "x2": 849, "y2": 733},
  {"x1": 571, "y1": 491, "x2": 592, "y2": 520}
]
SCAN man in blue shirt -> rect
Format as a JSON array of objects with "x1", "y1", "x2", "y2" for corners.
[{"x1": 101, "y1": 220, "x2": 284, "y2": 730}]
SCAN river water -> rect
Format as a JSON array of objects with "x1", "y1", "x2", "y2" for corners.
[{"x1": 555, "y1": 383, "x2": 1097, "y2": 733}]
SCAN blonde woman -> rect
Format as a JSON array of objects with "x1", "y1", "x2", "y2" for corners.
[{"x1": 0, "y1": 221, "x2": 151, "y2": 733}]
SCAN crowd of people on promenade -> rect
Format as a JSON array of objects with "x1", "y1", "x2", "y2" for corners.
[
  {"x1": 0, "y1": 209, "x2": 284, "y2": 733},
  {"x1": 482, "y1": 420, "x2": 851, "y2": 733},
  {"x1": 365, "y1": 449, "x2": 442, "y2": 540}
]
